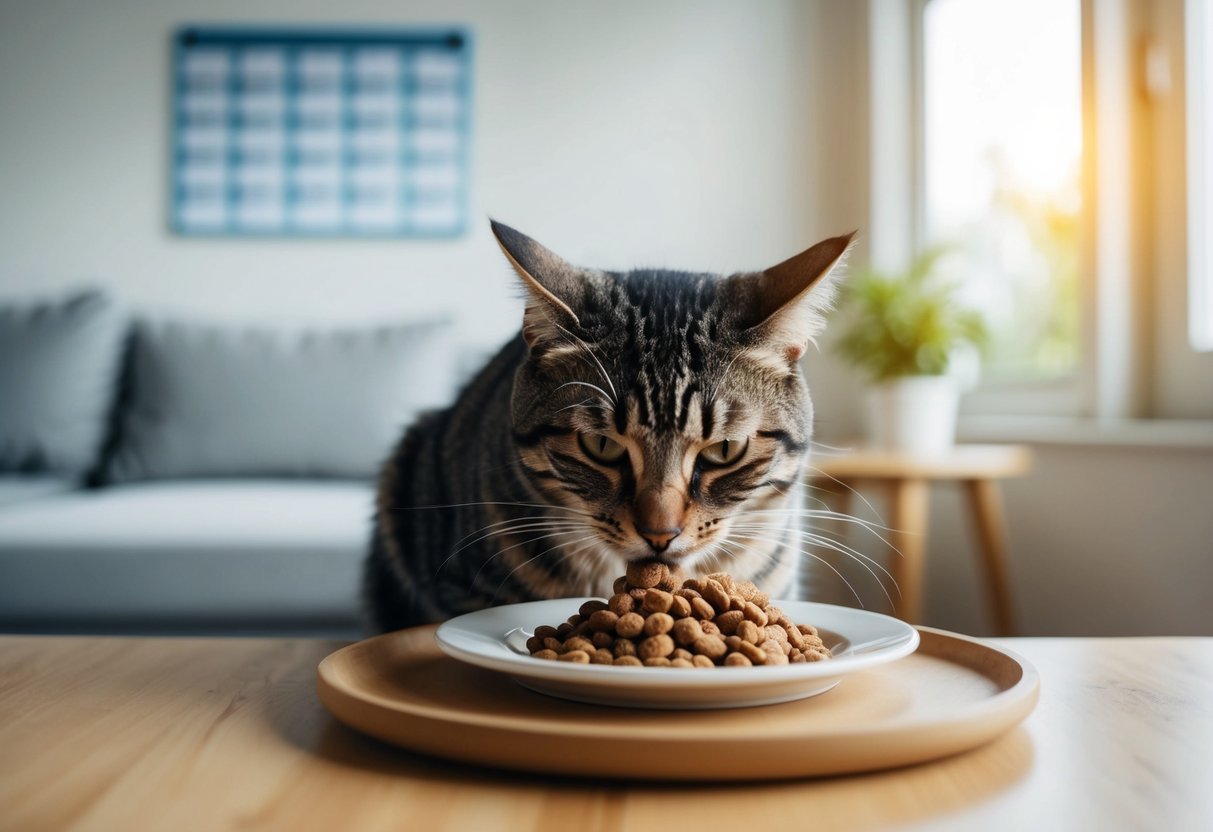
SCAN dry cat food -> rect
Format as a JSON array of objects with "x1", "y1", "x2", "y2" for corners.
[{"x1": 525, "y1": 561, "x2": 832, "y2": 668}]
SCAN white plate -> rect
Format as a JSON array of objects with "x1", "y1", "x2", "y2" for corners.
[{"x1": 435, "y1": 599, "x2": 919, "y2": 709}]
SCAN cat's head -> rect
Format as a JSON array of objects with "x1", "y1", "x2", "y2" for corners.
[{"x1": 494, "y1": 220, "x2": 853, "y2": 574}]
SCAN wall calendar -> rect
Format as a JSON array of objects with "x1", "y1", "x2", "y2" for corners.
[{"x1": 171, "y1": 27, "x2": 471, "y2": 237}]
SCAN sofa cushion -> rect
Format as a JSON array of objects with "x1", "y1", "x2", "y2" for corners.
[
  {"x1": 0, "y1": 480, "x2": 373, "y2": 626},
  {"x1": 0, "y1": 290, "x2": 126, "y2": 476},
  {"x1": 100, "y1": 317, "x2": 454, "y2": 483},
  {"x1": 0, "y1": 475, "x2": 78, "y2": 508}
]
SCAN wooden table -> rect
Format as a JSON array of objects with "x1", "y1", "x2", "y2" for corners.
[
  {"x1": 809, "y1": 444, "x2": 1032, "y2": 635},
  {"x1": 2, "y1": 634, "x2": 1210, "y2": 831}
]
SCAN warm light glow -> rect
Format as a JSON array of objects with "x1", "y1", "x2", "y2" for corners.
[
  {"x1": 925, "y1": 0, "x2": 1083, "y2": 380},
  {"x1": 926, "y1": 0, "x2": 1082, "y2": 220}
]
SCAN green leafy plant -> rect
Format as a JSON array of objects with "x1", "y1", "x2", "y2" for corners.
[{"x1": 834, "y1": 248, "x2": 987, "y2": 382}]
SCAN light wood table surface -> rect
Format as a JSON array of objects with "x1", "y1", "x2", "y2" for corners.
[
  {"x1": 810, "y1": 444, "x2": 1032, "y2": 635},
  {"x1": 1, "y1": 635, "x2": 1209, "y2": 832}
]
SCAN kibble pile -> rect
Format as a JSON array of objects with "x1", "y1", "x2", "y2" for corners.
[{"x1": 525, "y1": 560, "x2": 832, "y2": 668}]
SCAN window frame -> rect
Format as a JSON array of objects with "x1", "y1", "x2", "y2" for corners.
[{"x1": 1141, "y1": 0, "x2": 1213, "y2": 417}]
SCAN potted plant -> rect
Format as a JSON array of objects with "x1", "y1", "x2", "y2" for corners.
[{"x1": 834, "y1": 249, "x2": 987, "y2": 455}]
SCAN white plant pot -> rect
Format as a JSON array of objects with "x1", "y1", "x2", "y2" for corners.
[{"x1": 863, "y1": 375, "x2": 960, "y2": 456}]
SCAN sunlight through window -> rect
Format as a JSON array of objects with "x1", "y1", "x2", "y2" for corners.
[
  {"x1": 924, "y1": 0, "x2": 1083, "y2": 381},
  {"x1": 1189, "y1": 0, "x2": 1213, "y2": 352}
]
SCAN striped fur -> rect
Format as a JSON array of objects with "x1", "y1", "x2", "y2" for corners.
[{"x1": 364, "y1": 223, "x2": 852, "y2": 631}]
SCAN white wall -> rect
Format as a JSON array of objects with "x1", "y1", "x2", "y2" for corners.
[
  {"x1": 929, "y1": 443, "x2": 1213, "y2": 636},
  {"x1": 0, "y1": 0, "x2": 860, "y2": 348}
]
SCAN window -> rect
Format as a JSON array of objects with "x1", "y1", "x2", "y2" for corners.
[
  {"x1": 1188, "y1": 0, "x2": 1213, "y2": 352},
  {"x1": 865, "y1": 0, "x2": 1213, "y2": 422},
  {"x1": 922, "y1": 0, "x2": 1084, "y2": 383}
]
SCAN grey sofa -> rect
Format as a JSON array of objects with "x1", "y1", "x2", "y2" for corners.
[
  {"x1": 0, "y1": 290, "x2": 457, "y2": 634},
  {"x1": 0, "y1": 478, "x2": 375, "y2": 632}
]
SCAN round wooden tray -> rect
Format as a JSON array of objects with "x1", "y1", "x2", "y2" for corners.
[{"x1": 317, "y1": 624, "x2": 1039, "y2": 781}]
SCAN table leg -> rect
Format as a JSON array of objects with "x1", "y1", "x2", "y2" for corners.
[
  {"x1": 889, "y1": 478, "x2": 929, "y2": 624},
  {"x1": 964, "y1": 478, "x2": 1017, "y2": 636}
]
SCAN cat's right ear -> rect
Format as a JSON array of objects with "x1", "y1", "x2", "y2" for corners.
[{"x1": 490, "y1": 219, "x2": 584, "y2": 349}]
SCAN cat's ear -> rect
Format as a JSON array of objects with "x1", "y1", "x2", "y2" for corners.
[
  {"x1": 743, "y1": 232, "x2": 856, "y2": 367},
  {"x1": 490, "y1": 219, "x2": 585, "y2": 349}
]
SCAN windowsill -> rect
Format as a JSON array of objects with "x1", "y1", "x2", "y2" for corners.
[{"x1": 957, "y1": 415, "x2": 1213, "y2": 449}]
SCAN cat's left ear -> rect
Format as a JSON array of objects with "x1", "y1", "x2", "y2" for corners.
[
  {"x1": 490, "y1": 219, "x2": 587, "y2": 349},
  {"x1": 743, "y1": 232, "x2": 857, "y2": 366}
]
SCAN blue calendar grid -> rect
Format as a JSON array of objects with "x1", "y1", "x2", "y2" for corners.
[{"x1": 171, "y1": 27, "x2": 472, "y2": 237}]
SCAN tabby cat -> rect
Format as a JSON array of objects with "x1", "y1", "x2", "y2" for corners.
[{"x1": 364, "y1": 221, "x2": 853, "y2": 632}]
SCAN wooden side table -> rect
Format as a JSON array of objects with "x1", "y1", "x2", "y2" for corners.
[{"x1": 808, "y1": 444, "x2": 1031, "y2": 635}]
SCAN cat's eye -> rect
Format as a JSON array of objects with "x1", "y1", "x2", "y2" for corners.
[
  {"x1": 578, "y1": 433, "x2": 628, "y2": 464},
  {"x1": 699, "y1": 437, "x2": 749, "y2": 466}
]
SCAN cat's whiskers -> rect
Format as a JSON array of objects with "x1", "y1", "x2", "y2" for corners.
[
  {"x1": 489, "y1": 532, "x2": 602, "y2": 604},
  {"x1": 448, "y1": 514, "x2": 588, "y2": 553},
  {"x1": 393, "y1": 499, "x2": 598, "y2": 519},
  {"x1": 722, "y1": 528, "x2": 897, "y2": 613},
  {"x1": 737, "y1": 505, "x2": 899, "y2": 530},
  {"x1": 435, "y1": 519, "x2": 589, "y2": 574},
  {"x1": 704, "y1": 551, "x2": 726, "y2": 576},
  {"x1": 725, "y1": 530, "x2": 850, "y2": 601},
  {"x1": 729, "y1": 522, "x2": 898, "y2": 608},
  {"x1": 729, "y1": 507, "x2": 902, "y2": 550},
  {"x1": 733, "y1": 519, "x2": 902, "y2": 581},
  {"x1": 469, "y1": 525, "x2": 590, "y2": 593},
  {"x1": 712, "y1": 538, "x2": 783, "y2": 589},
  {"x1": 470, "y1": 518, "x2": 599, "y2": 600},
  {"x1": 762, "y1": 479, "x2": 792, "y2": 499},
  {"x1": 564, "y1": 540, "x2": 613, "y2": 596},
  {"x1": 720, "y1": 533, "x2": 866, "y2": 608},
  {"x1": 801, "y1": 464, "x2": 885, "y2": 522},
  {"x1": 808, "y1": 438, "x2": 862, "y2": 454},
  {"x1": 564, "y1": 537, "x2": 613, "y2": 597}
]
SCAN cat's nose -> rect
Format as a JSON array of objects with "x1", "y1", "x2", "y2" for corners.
[
  {"x1": 636, "y1": 524, "x2": 682, "y2": 553},
  {"x1": 634, "y1": 487, "x2": 686, "y2": 553}
]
